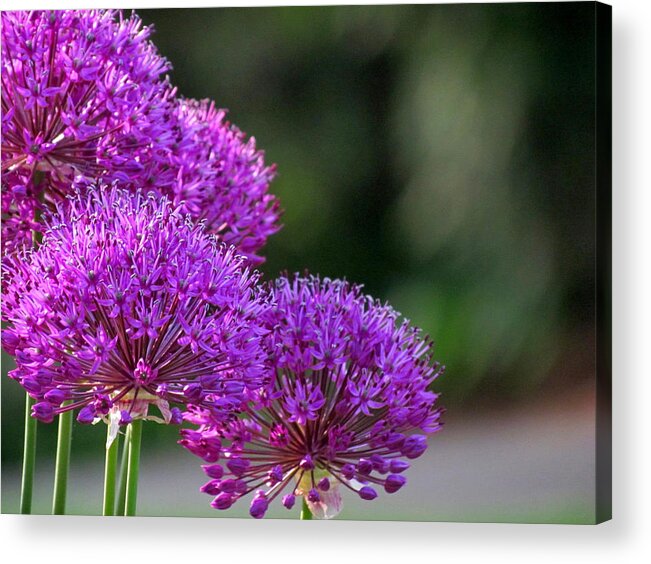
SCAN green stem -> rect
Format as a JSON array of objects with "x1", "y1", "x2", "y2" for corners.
[
  {"x1": 20, "y1": 172, "x2": 45, "y2": 515},
  {"x1": 300, "y1": 497, "x2": 313, "y2": 520},
  {"x1": 116, "y1": 426, "x2": 130, "y2": 516},
  {"x1": 103, "y1": 428, "x2": 120, "y2": 516},
  {"x1": 124, "y1": 419, "x2": 143, "y2": 516},
  {"x1": 20, "y1": 395, "x2": 37, "y2": 514},
  {"x1": 51, "y1": 408, "x2": 73, "y2": 515}
]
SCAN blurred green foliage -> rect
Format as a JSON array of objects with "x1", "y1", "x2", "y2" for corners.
[{"x1": 2, "y1": 3, "x2": 597, "y2": 465}]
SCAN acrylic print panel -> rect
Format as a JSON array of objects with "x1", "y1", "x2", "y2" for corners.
[{"x1": 0, "y1": 2, "x2": 611, "y2": 523}]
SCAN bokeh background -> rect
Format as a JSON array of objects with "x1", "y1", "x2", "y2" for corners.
[{"x1": 2, "y1": 3, "x2": 601, "y2": 522}]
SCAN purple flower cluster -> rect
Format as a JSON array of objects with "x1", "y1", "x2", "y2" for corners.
[
  {"x1": 2, "y1": 183, "x2": 269, "y2": 425},
  {"x1": 1, "y1": 9, "x2": 444, "y2": 520},
  {"x1": 165, "y1": 99, "x2": 280, "y2": 265},
  {"x1": 1, "y1": 10, "x2": 172, "y2": 253},
  {"x1": 181, "y1": 275, "x2": 445, "y2": 518},
  {"x1": 1, "y1": 10, "x2": 281, "y2": 260}
]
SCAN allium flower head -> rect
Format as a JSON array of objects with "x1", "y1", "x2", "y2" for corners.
[
  {"x1": 1, "y1": 10, "x2": 173, "y2": 250},
  {"x1": 2, "y1": 183, "x2": 269, "y2": 431},
  {"x1": 1, "y1": 10, "x2": 281, "y2": 264},
  {"x1": 165, "y1": 98, "x2": 280, "y2": 264},
  {"x1": 181, "y1": 275, "x2": 445, "y2": 519}
]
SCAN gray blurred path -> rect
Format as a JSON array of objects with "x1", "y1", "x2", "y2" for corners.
[{"x1": 1, "y1": 388, "x2": 596, "y2": 522}]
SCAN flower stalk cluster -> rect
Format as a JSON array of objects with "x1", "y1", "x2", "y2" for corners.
[
  {"x1": 181, "y1": 276, "x2": 444, "y2": 518},
  {"x1": 1, "y1": 10, "x2": 280, "y2": 261},
  {"x1": 3, "y1": 184, "x2": 269, "y2": 427},
  {"x1": 1, "y1": 9, "x2": 445, "y2": 520},
  {"x1": 1, "y1": 10, "x2": 172, "y2": 254}
]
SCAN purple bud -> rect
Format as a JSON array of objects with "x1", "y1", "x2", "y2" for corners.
[
  {"x1": 211, "y1": 492, "x2": 233, "y2": 510},
  {"x1": 22, "y1": 378, "x2": 42, "y2": 394},
  {"x1": 341, "y1": 463, "x2": 355, "y2": 480},
  {"x1": 202, "y1": 464, "x2": 224, "y2": 479},
  {"x1": 268, "y1": 465, "x2": 283, "y2": 484},
  {"x1": 386, "y1": 433, "x2": 406, "y2": 450},
  {"x1": 2, "y1": 330, "x2": 20, "y2": 354},
  {"x1": 201, "y1": 435, "x2": 222, "y2": 452},
  {"x1": 223, "y1": 381, "x2": 245, "y2": 395},
  {"x1": 299, "y1": 454, "x2": 315, "y2": 470},
  {"x1": 76, "y1": 405, "x2": 96, "y2": 424},
  {"x1": 307, "y1": 488, "x2": 320, "y2": 503},
  {"x1": 389, "y1": 459, "x2": 410, "y2": 473},
  {"x1": 370, "y1": 454, "x2": 389, "y2": 474},
  {"x1": 226, "y1": 458, "x2": 250, "y2": 477},
  {"x1": 357, "y1": 458, "x2": 373, "y2": 475},
  {"x1": 119, "y1": 410, "x2": 133, "y2": 426},
  {"x1": 199, "y1": 374, "x2": 220, "y2": 389},
  {"x1": 32, "y1": 401, "x2": 55, "y2": 423},
  {"x1": 200, "y1": 480, "x2": 222, "y2": 495},
  {"x1": 170, "y1": 407, "x2": 183, "y2": 425},
  {"x1": 44, "y1": 388, "x2": 66, "y2": 404},
  {"x1": 181, "y1": 429, "x2": 202, "y2": 442},
  {"x1": 401, "y1": 435, "x2": 427, "y2": 459},
  {"x1": 384, "y1": 474, "x2": 407, "y2": 494},
  {"x1": 317, "y1": 477, "x2": 331, "y2": 491},
  {"x1": 201, "y1": 450, "x2": 220, "y2": 463},
  {"x1": 193, "y1": 435, "x2": 221, "y2": 462},
  {"x1": 219, "y1": 479, "x2": 237, "y2": 493},
  {"x1": 249, "y1": 496, "x2": 269, "y2": 519},
  {"x1": 183, "y1": 383, "x2": 203, "y2": 401},
  {"x1": 282, "y1": 494, "x2": 296, "y2": 509},
  {"x1": 358, "y1": 486, "x2": 378, "y2": 500},
  {"x1": 34, "y1": 370, "x2": 53, "y2": 385}
]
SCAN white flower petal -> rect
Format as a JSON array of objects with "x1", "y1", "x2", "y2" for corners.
[
  {"x1": 306, "y1": 485, "x2": 344, "y2": 520},
  {"x1": 105, "y1": 407, "x2": 121, "y2": 449}
]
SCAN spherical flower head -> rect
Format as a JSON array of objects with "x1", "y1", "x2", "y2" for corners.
[
  {"x1": 182, "y1": 274, "x2": 445, "y2": 519},
  {"x1": 2, "y1": 182, "x2": 269, "y2": 428},
  {"x1": 1, "y1": 10, "x2": 173, "y2": 253},
  {"x1": 165, "y1": 99, "x2": 281, "y2": 265}
]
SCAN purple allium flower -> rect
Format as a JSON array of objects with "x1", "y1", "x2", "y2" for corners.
[
  {"x1": 1, "y1": 10, "x2": 281, "y2": 264},
  {"x1": 1, "y1": 10, "x2": 173, "y2": 252},
  {"x1": 163, "y1": 99, "x2": 281, "y2": 265},
  {"x1": 1, "y1": 183, "x2": 269, "y2": 427},
  {"x1": 182, "y1": 275, "x2": 445, "y2": 519}
]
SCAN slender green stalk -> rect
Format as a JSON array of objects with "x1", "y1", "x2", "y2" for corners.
[
  {"x1": 300, "y1": 497, "x2": 313, "y2": 520},
  {"x1": 103, "y1": 428, "x2": 120, "y2": 516},
  {"x1": 20, "y1": 172, "x2": 45, "y2": 514},
  {"x1": 51, "y1": 407, "x2": 73, "y2": 515},
  {"x1": 124, "y1": 419, "x2": 143, "y2": 516},
  {"x1": 20, "y1": 394, "x2": 37, "y2": 514},
  {"x1": 116, "y1": 426, "x2": 130, "y2": 515}
]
